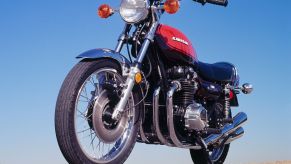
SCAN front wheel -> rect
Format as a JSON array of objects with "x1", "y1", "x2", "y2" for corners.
[{"x1": 55, "y1": 59, "x2": 141, "y2": 164}]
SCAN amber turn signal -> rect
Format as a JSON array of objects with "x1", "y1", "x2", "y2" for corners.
[
  {"x1": 98, "y1": 4, "x2": 113, "y2": 18},
  {"x1": 164, "y1": 0, "x2": 180, "y2": 14},
  {"x1": 135, "y1": 72, "x2": 142, "y2": 84}
]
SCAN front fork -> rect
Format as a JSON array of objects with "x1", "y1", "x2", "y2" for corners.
[{"x1": 111, "y1": 22, "x2": 159, "y2": 120}]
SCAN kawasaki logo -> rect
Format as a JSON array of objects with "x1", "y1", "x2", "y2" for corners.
[{"x1": 172, "y1": 37, "x2": 189, "y2": 45}]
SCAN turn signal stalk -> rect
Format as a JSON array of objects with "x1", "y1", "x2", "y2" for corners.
[
  {"x1": 164, "y1": 0, "x2": 180, "y2": 14},
  {"x1": 98, "y1": 4, "x2": 114, "y2": 18}
]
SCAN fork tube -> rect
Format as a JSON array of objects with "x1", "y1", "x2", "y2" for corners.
[
  {"x1": 112, "y1": 21, "x2": 159, "y2": 120},
  {"x1": 115, "y1": 24, "x2": 131, "y2": 53},
  {"x1": 136, "y1": 21, "x2": 159, "y2": 63}
]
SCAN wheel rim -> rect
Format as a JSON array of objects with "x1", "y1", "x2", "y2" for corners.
[
  {"x1": 209, "y1": 146, "x2": 225, "y2": 162},
  {"x1": 74, "y1": 68, "x2": 135, "y2": 163}
]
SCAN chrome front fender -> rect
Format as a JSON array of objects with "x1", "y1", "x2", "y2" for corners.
[
  {"x1": 76, "y1": 48, "x2": 131, "y2": 76},
  {"x1": 76, "y1": 48, "x2": 145, "y2": 120}
]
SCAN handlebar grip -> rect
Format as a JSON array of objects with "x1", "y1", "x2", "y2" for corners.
[
  {"x1": 206, "y1": 0, "x2": 228, "y2": 6},
  {"x1": 193, "y1": 0, "x2": 228, "y2": 7}
]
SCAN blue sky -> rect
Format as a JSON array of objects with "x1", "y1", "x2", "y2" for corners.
[{"x1": 0, "y1": 0, "x2": 290, "y2": 163}]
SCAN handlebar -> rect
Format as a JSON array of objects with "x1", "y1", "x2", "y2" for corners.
[{"x1": 193, "y1": 0, "x2": 228, "y2": 7}]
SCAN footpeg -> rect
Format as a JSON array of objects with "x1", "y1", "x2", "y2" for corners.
[
  {"x1": 205, "y1": 128, "x2": 221, "y2": 134},
  {"x1": 196, "y1": 136, "x2": 213, "y2": 164},
  {"x1": 222, "y1": 118, "x2": 233, "y2": 124}
]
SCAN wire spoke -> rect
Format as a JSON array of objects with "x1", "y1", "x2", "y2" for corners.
[
  {"x1": 89, "y1": 76, "x2": 96, "y2": 87},
  {"x1": 90, "y1": 133, "x2": 96, "y2": 151},
  {"x1": 81, "y1": 131, "x2": 95, "y2": 139},
  {"x1": 74, "y1": 68, "x2": 135, "y2": 163},
  {"x1": 79, "y1": 99, "x2": 89, "y2": 102},
  {"x1": 80, "y1": 94, "x2": 90, "y2": 101},
  {"x1": 77, "y1": 109, "x2": 89, "y2": 119},
  {"x1": 84, "y1": 84, "x2": 89, "y2": 98},
  {"x1": 77, "y1": 127, "x2": 91, "y2": 134}
]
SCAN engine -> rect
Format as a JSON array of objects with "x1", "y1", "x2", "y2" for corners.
[
  {"x1": 184, "y1": 103, "x2": 207, "y2": 131},
  {"x1": 168, "y1": 66, "x2": 208, "y2": 132}
]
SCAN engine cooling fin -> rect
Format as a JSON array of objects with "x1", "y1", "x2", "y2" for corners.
[{"x1": 174, "y1": 79, "x2": 196, "y2": 106}]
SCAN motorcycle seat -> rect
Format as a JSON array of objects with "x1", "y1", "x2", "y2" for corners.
[{"x1": 196, "y1": 62, "x2": 239, "y2": 84}]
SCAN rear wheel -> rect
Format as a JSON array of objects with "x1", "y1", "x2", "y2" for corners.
[
  {"x1": 190, "y1": 144, "x2": 230, "y2": 164},
  {"x1": 190, "y1": 102, "x2": 231, "y2": 164},
  {"x1": 55, "y1": 59, "x2": 141, "y2": 164}
]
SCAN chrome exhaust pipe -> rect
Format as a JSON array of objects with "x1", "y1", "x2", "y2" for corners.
[
  {"x1": 205, "y1": 112, "x2": 247, "y2": 146},
  {"x1": 153, "y1": 87, "x2": 173, "y2": 146},
  {"x1": 167, "y1": 82, "x2": 184, "y2": 147},
  {"x1": 166, "y1": 82, "x2": 201, "y2": 149},
  {"x1": 165, "y1": 81, "x2": 247, "y2": 149},
  {"x1": 224, "y1": 127, "x2": 244, "y2": 144}
]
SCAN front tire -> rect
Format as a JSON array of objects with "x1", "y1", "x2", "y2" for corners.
[{"x1": 55, "y1": 59, "x2": 141, "y2": 164}]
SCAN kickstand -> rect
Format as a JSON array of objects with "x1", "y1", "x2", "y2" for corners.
[{"x1": 196, "y1": 136, "x2": 213, "y2": 164}]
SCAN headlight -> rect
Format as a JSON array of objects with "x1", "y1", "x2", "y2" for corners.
[{"x1": 120, "y1": 0, "x2": 149, "y2": 23}]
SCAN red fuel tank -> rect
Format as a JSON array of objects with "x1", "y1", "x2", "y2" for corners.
[{"x1": 155, "y1": 24, "x2": 197, "y2": 64}]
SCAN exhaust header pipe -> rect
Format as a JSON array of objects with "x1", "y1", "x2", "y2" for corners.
[{"x1": 165, "y1": 83, "x2": 247, "y2": 149}]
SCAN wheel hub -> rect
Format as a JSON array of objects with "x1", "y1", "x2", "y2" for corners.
[{"x1": 92, "y1": 90, "x2": 128, "y2": 143}]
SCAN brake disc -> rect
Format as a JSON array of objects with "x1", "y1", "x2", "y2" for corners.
[{"x1": 92, "y1": 90, "x2": 128, "y2": 143}]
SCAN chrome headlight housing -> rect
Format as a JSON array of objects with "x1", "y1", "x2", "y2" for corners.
[{"x1": 119, "y1": 0, "x2": 149, "y2": 23}]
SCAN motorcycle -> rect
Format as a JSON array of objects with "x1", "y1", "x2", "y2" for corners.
[{"x1": 55, "y1": 0, "x2": 253, "y2": 163}]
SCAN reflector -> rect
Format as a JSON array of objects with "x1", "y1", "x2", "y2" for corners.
[
  {"x1": 229, "y1": 90, "x2": 234, "y2": 100},
  {"x1": 164, "y1": 0, "x2": 180, "y2": 14}
]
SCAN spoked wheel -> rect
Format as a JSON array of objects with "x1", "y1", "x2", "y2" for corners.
[
  {"x1": 190, "y1": 144, "x2": 230, "y2": 164},
  {"x1": 55, "y1": 59, "x2": 141, "y2": 164}
]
